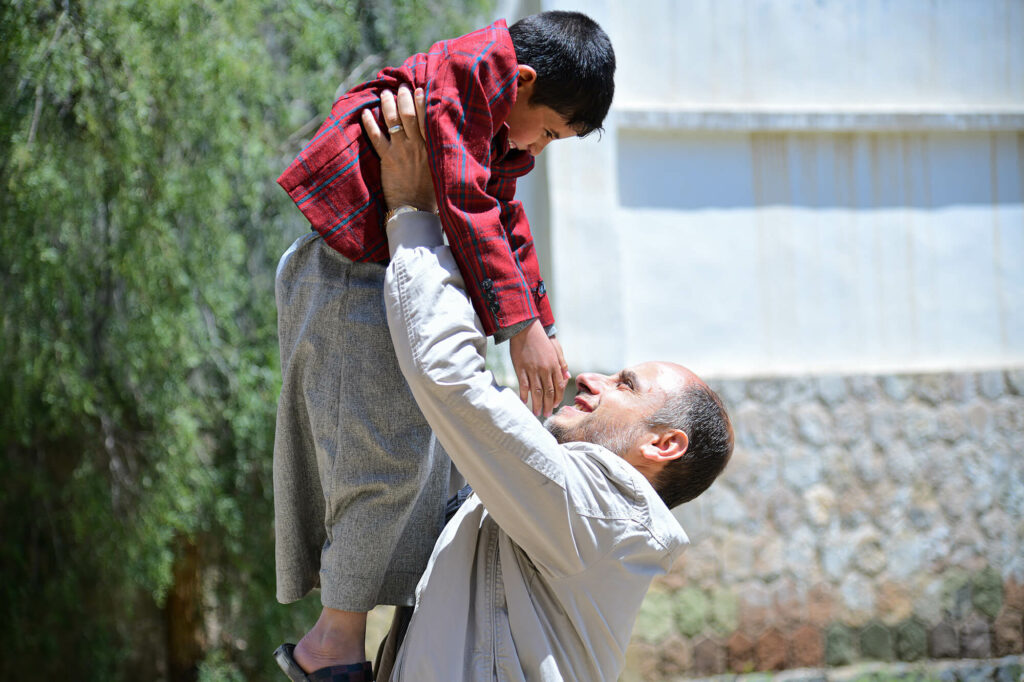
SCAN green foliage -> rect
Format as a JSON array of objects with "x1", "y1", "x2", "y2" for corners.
[{"x1": 1, "y1": 0, "x2": 491, "y2": 679}]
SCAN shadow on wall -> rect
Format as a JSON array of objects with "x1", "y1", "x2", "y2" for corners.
[{"x1": 617, "y1": 131, "x2": 1024, "y2": 210}]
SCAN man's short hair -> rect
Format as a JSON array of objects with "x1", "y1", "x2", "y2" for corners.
[
  {"x1": 648, "y1": 384, "x2": 733, "y2": 508},
  {"x1": 509, "y1": 11, "x2": 616, "y2": 137}
]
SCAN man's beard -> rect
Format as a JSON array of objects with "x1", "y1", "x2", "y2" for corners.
[{"x1": 545, "y1": 411, "x2": 644, "y2": 458}]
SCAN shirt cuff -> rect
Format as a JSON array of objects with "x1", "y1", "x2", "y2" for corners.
[
  {"x1": 385, "y1": 208, "x2": 444, "y2": 257},
  {"x1": 493, "y1": 318, "x2": 535, "y2": 344}
]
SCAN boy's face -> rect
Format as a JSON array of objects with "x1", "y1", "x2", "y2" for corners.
[{"x1": 506, "y1": 66, "x2": 577, "y2": 156}]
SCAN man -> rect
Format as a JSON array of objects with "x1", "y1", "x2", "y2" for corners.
[{"x1": 376, "y1": 87, "x2": 732, "y2": 681}]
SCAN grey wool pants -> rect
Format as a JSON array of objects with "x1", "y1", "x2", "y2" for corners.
[{"x1": 272, "y1": 232, "x2": 450, "y2": 611}]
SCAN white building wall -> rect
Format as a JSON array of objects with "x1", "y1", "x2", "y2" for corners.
[{"x1": 506, "y1": 0, "x2": 1024, "y2": 378}]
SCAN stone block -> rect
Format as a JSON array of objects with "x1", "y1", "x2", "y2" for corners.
[
  {"x1": 860, "y1": 621, "x2": 894, "y2": 661},
  {"x1": 936, "y1": 404, "x2": 967, "y2": 443},
  {"x1": 941, "y1": 569, "x2": 973, "y2": 620},
  {"x1": 658, "y1": 634, "x2": 693, "y2": 678},
  {"x1": 877, "y1": 582, "x2": 913, "y2": 624},
  {"x1": 854, "y1": 534, "x2": 887, "y2": 577},
  {"x1": 1006, "y1": 368, "x2": 1024, "y2": 395},
  {"x1": 960, "y1": 614, "x2": 992, "y2": 658},
  {"x1": 737, "y1": 582, "x2": 772, "y2": 633},
  {"x1": 808, "y1": 584, "x2": 836, "y2": 626},
  {"x1": 709, "y1": 587, "x2": 740, "y2": 635},
  {"x1": 692, "y1": 635, "x2": 727, "y2": 676},
  {"x1": 727, "y1": 630, "x2": 756, "y2": 673},
  {"x1": 833, "y1": 402, "x2": 867, "y2": 446},
  {"x1": 915, "y1": 374, "x2": 949, "y2": 405},
  {"x1": 817, "y1": 375, "x2": 848, "y2": 406},
  {"x1": 977, "y1": 370, "x2": 1006, "y2": 400},
  {"x1": 755, "y1": 627, "x2": 789, "y2": 671},
  {"x1": 994, "y1": 658, "x2": 1023, "y2": 682},
  {"x1": 634, "y1": 588, "x2": 676, "y2": 643},
  {"x1": 849, "y1": 375, "x2": 882, "y2": 401},
  {"x1": 748, "y1": 379, "x2": 784, "y2": 404},
  {"x1": 805, "y1": 484, "x2": 837, "y2": 529},
  {"x1": 929, "y1": 621, "x2": 959, "y2": 659},
  {"x1": 622, "y1": 640, "x2": 659, "y2": 682},
  {"x1": 960, "y1": 663, "x2": 997, "y2": 682},
  {"x1": 773, "y1": 578, "x2": 807, "y2": 627},
  {"x1": 1005, "y1": 579, "x2": 1024, "y2": 612},
  {"x1": 825, "y1": 623, "x2": 857, "y2": 667},
  {"x1": 883, "y1": 375, "x2": 913, "y2": 402},
  {"x1": 973, "y1": 567, "x2": 1005, "y2": 620},
  {"x1": 783, "y1": 444, "x2": 825, "y2": 489},
  {"x1": 675, "y1": 587, "x2": 710, "y2": 638},
  {"x1": 895, "y1": 619, "x2": 928, "y2": 662},
  {"x1": 992, "y1": 607, "x2": 1023, "y2": 656},
  {"x1": 868, "y1": 405, "x2": 901, "y2": 448},
  {"x1": 795, "y1": 403, "x2": 831, "y2": 447},
  {"x1": 840, "y1": 573, "x2": 877, "y2": 625},
  {"x1": 791, "y1": 624, "x2": 825, "y2": 668}
]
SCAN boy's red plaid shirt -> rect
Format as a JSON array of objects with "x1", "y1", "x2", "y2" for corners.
[{"x1": 277, "y1": 20, "x2": 554, "y2": 336}]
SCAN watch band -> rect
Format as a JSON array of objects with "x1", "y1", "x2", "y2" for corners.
[
  {"x1": 385, "y1": 205, "x2": 440, "y2": 224},
  {"x1": 385, "y1": 205, "x2": 422, "y2": 224}
]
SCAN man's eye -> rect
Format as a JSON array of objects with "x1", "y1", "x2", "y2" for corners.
[{"x1": 545, "y1": 130, "x2": 554, "y2": 139}]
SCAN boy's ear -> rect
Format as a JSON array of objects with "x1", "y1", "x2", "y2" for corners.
[{"x1": 516, "y1": 65, "x2": 537, "y2": 84}]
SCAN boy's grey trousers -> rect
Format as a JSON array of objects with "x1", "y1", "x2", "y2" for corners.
[{"x1": 272, "y1": 232, "x2": 450, "y2": 610}]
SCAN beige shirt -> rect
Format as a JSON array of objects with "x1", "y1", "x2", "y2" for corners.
[{"x1": 384, "y1": 213, "x2": 689, "y2": 681}]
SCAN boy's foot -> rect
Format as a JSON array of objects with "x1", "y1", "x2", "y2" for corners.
[{"x1": 274, "y1": 644, "x2": 374, "y2": 682}]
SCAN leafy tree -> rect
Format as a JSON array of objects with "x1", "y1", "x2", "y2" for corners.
[{"x1": 1, "y1": 0, "x2": 491, "y2": 679}]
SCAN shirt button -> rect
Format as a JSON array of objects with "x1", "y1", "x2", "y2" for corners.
[
  {"x1": 481, "y1": 279, "x2": 493, "y2": 290},
  {"x1": 536, "y1": 281, "x2": 546, "y2": 297}
]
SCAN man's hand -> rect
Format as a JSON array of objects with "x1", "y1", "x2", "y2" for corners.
[
  {"x1": 510, "y1": 320, "x2": 569, "y2": 417},
  {"x1": 361, "y1": 87, "x2": 436, "y2": 212}
]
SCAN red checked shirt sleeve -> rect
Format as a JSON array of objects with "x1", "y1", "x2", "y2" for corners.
[{"x1": 424, "y1": 28, "x2": 554, "y2": 337}]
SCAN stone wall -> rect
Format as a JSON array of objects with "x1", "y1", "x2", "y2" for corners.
[{"x1": 622, "y1": 368, "x2": 1024, "y2": 680}]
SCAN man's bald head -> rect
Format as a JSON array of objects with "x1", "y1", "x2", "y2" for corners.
[{"x1": 545, "y1": 361, "x2": 733, "y2": 508}]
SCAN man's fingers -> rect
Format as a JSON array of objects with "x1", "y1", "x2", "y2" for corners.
[
  {"x1": 380, "y1": 89, "x2": 401, "y2": 134},
  {"x1": 518, "y1": 370, "x2": 530, "y2": 405},
  {"x1": 396, "y1": 86, "x2": 420, "y2": 143},
  {"x1": 361, "y1": 108, "x2": 387, "y2": 156},
  {"x1": 414, "y1": 87, "x2": 428, "y2": 141}
]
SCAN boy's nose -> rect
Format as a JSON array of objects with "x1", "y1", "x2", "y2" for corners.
[{"x1": 530, "y1": 138, "x2": 552, "y2": 156}]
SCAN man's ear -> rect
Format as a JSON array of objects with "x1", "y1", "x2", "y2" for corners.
[{"x1": 639, "y1": 429, "x2": 688, "y2": 464}]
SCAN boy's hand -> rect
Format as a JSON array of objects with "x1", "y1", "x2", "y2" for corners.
[{"x1": 510, "y1": 320, "x2": 569, "y2": 417}]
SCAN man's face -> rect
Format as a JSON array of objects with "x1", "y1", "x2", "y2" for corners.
[
  {"x1": 505, "y1": 99, "x2": 576, "y2": 157},
  {"x1": 544, "y1": 362, "x2": 695, "y2": 460}
]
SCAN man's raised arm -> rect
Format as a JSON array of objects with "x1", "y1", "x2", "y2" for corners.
[{"x1": 365, "y1": 87, "x2": 604, "y2": 576}]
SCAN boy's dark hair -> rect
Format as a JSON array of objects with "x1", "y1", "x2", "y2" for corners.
[
  {"x1": 509, "y1": 11, "x2": 615, "y2": 137},
  {"x1": 649, "y1": 383, "x2": 733, "y2": 509}
]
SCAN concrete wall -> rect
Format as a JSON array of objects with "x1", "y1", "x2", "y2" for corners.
[{"x1": 515, "y1": 0, "x2": 1024, "y2": 378}]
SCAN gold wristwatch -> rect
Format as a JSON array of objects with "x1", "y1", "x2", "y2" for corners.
[{"x1": 385, "y1": 205, "x2": 437, "y2": 224}]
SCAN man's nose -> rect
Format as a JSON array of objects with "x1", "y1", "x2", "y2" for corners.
[{"x1": 575, "y1": 372, "x2": 609, "y2": 395}]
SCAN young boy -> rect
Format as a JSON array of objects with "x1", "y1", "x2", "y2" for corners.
[{"x1": 272, "y1": 11, "x2": 615, "y2": 680}]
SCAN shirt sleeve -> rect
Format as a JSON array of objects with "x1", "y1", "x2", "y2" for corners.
[
  {"x1": 384, "y1": 212, "x2": 616, "y2": 578},
  {"x1": 425, "y1": 53, "x2": 551, "y2": 336}
]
